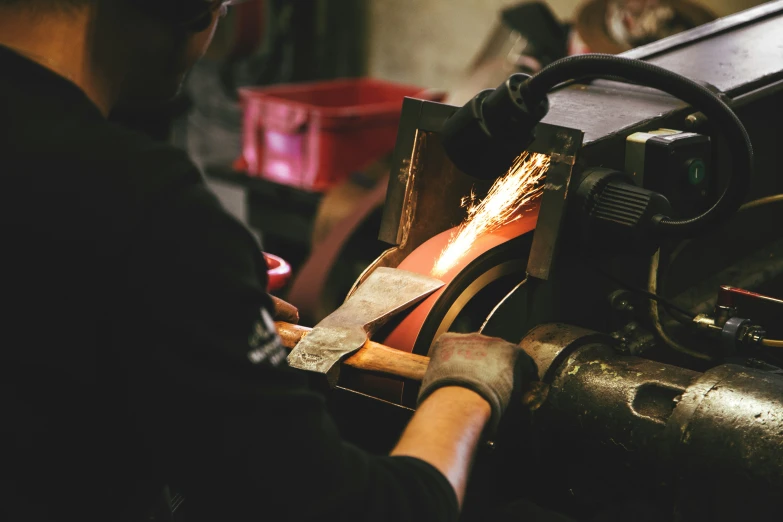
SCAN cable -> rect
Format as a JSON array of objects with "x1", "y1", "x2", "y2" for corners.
[
  {"x1": 739, "y1": 194, "x2": 783, "y2": 212},
  {"x1": 592, "y1": 264, "x2": 696, "y2": 321},
  {"x1": 648, "y1": 249, "x2": 713, "y2": 361},
  {"x1": 667, "y1": 194, "x2": 783, "y2": 262},
  {"x1": 762, "y1": 339, "x2": 783, "y2": 348},
  {"x1": 522, "y1": 53, "x2": 754, "y2": 238},
  {"x1": 665, "y1": 305, "x2": 697, "y2": 326}
]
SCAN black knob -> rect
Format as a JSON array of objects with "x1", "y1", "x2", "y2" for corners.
[{"x1": 574, "y1": 168, "x2": 673, "y2": 255}]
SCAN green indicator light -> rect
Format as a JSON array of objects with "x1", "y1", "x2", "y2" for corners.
[{"x1": 687, "y1": 159, "x2": 706, "y2": 185}]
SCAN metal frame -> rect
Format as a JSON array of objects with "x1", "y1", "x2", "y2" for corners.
[{"x1": 378, "y1": 97, "x2": 584, "y2": 282}]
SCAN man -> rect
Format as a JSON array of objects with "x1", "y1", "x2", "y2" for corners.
[{"x1": 0, "y1": 1, "x2": 536, "y2": 521}]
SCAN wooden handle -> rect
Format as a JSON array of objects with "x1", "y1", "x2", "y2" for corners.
[
  {"x1": 275, "y1": 321, "x2": 429, "y2": 382},
  {"x1": 270, "y1": 296, "x2": 299, "y2": 324}
]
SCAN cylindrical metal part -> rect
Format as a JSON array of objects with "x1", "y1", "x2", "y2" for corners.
[
  {"x1": 521, "y1": 323, "x2": 610, "y2": 381},
  {"x1": 666, "y1": 364, "x2": 783, "y2": 521},
  {"x1": 536, "y1": 339, "x2": 699, "y2": 454},
  {"x1": 522, "y1": 324, "x2": 783, "y2": 520}
]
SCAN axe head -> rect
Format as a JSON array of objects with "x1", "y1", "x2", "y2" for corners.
[{"x1": 287, "y1": 267, "x2": 443, "y2": 387}]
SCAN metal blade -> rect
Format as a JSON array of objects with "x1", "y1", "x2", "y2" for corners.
[{"x1": 287, "y1": 267, "x2": 443, "y2": 386}]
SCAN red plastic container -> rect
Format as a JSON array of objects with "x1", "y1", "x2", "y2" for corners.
[
  {"x1": 236, "y1": 78, "x2": 437, "y2": 192},
  {"x1": 263, "y1": 252, "x2": 292, "y2": 293}
]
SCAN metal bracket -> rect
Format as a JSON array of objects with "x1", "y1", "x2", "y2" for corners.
[{"x1": 525, "y1": 124, "x2": 585, "y2": 281}]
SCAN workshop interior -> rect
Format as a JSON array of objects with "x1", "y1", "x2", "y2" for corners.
[{"x1": 136, "y1": 0, "x2": 782, "y2": 520}]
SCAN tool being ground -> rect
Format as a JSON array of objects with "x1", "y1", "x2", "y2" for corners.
[
  {"x1": 277, "y1": 322, "x2": 550, "y2": 412},
  {"x1": 277, "y1": 321, "x2": 430, "y2": 382},
  {"x1": 286, "y1": 267, "x2": 444, "y2": 387}
]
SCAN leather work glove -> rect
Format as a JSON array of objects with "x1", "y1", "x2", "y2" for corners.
[{"x1": 418, "y1": 332, "x2": 537, "y2": 435}]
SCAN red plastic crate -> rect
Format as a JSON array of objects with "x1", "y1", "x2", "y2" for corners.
[{"x1": 235, "y1": 78, "x2": 437, "y2": 192}]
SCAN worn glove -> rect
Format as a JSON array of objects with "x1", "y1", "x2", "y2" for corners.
[{"x1": 418, "y1": 332, "x2": 537, "y2": 435}]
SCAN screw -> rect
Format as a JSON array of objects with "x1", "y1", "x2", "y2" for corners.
[{"x1": 685, "y1": 112, "x2": 708, "y2": 130}]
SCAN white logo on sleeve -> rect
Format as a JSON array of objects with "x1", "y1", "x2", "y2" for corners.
[{"x1": 246, "y1": 308, "x2": 287, "y2": 367}]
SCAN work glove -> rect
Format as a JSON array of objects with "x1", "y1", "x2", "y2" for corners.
[{"x1": 418, "y1": 332, "x2": 537, "y2": 436}]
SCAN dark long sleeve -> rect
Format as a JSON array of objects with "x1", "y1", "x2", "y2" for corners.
[
  {"x1": 0, "y1": 47, "x2": 456, "y2": 522},
  {"x1": 124, "y1": 181, "x2": 458, "y2": 522}
]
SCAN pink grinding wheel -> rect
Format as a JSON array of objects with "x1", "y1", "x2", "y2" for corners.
[
  {"x1": 386, "y1": 211, "x2": 538, "y2": 355},
  {"x1": 347, "y1": 208, "x2": 539, "y2": 404},
  {"x1": 264, "y1": 252, "x2": 292, "y2": 293}
]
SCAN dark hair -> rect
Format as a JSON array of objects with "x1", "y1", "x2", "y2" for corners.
[
  {"x1": 1, "y1": 0, "x2": 217, "y2": 35},
  {"x1": 0, "y1": 0, "x2": 95, "y2": 10}
]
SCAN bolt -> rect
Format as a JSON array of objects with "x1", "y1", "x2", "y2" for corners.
[
  {"x1": 685, "y1": 112, "x2": 708, "y2": 130},
  {"x1": 614, "y1": 299, "x2": 635, "y2": 315},
  {"x1": 743, "y1": 326, "x2": 766, "y2": 348}
]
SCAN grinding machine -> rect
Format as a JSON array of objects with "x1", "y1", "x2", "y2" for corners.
[{"x1": 316, "y1": 3, "x2": 783, "y2": 520}]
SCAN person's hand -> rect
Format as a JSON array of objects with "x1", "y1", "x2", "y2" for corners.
[
  {"x1": 271, "y1": 295, "x2": 299, "y2": 324},
  {"x1": 418, "y1": 332, "x2": 537, "y2": 435}
]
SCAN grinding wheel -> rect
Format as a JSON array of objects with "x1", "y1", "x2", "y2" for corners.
[{"x1": 343, "y1": 209, "x2": 538, "y2": 406}]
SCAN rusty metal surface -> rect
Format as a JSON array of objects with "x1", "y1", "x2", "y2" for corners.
[
  {"x1": 286, "y1": 267, "x2": 443, "y2": 386},
  {"x1": 544, "y1": 342, "x2": 700, "y2": 451},
  {"x1": 517, "y1": 330, "x2": 701, "y2": 512},
  {"x1": 519, "y1": 323, "x2": 610, "y2": 381},
  {"x1": 349, "y1": 116, "x2": 491, "y2": 296},
  {"x1": 379, "y1": 98, "x2": 467, "y2": 247},
  {"x1": 525, "y1": 125, "x2": 584, "y2": 280},
  {"x1": 388, "y1": 130, "x2": 484, "y2": 259},
  {"x1": 517, "y1": 324, "x2": 783, "y2": 520},
  {"x1": 666, "y1": 364, "x2": 783, "y2": 521}
]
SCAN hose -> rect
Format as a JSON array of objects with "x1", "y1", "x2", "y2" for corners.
[
  {"x1": 522, "y1": 53, "x2": 754, "y2": 238},
  {"x1": 739, "y1": 194, "x2": 783, "y2": 212},
  {"x1": 762, "y1": 339, "x2": 783, "y2": 348},
  {"x1": 649, "y1": 249, "x2": 712, "y2": 361}
]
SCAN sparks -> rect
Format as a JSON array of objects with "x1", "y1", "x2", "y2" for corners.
[{"x1": 431, "y1": 152, "x2": 550, "y2": 277}]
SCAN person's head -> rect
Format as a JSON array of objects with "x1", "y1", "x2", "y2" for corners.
[{"x1": 0, "y1": 0, "x2": 238, "y2": 111}]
